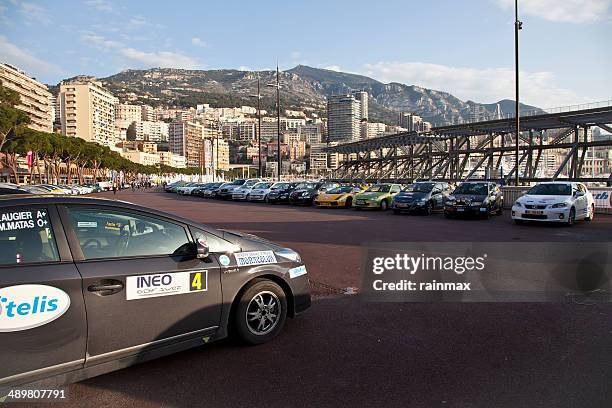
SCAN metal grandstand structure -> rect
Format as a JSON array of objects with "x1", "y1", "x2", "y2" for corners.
[{"x1": 325, "y1": 102, "x2": 612, "y2": 184}]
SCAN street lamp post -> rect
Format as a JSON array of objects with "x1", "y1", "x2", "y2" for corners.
[
  {"x1": 249, "y1": 73, "x2": 263, "y2": 178},
  {"x1": 514, "y1": 0, "x2": 522, "y2": 186},
  {"x1": 267, "y1": 64, "x2": 281, "y2": 181}
]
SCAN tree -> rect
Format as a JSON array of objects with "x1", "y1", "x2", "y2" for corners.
[{"x1": 0, "y1": 84, "x2": 30, "y2": 152}]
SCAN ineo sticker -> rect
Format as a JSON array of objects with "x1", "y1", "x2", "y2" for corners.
[{"x1": 219, "y1": 255, "x2": 231, "y2": 266}]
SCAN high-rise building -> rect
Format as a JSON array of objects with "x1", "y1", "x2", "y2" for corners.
[
  {"x1": 59, "y1": 77, "x2": 118, "y2": 146},
  {"x1": 353, "y1": 91, "x2": 368, "y2": 120},
  {"x1": 327, "y1": 94, "x2": 363, "y2": 142},
  {"x1": 168, "y1": 121, "x2": 205, "y2": 168},
  {"x1": 213, "y1": 138, "x2": 230, "y2": 171},
  {"x1": 0, "y1": 63, "x2": 53, "y2": 132},
  {"x1": 309, "y1": 142, "x2": 339, "y2": 174}
]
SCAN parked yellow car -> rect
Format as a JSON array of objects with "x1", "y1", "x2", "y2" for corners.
[
  {"x1": 314, "y1": 185, "x2": 365, "y2": 208},
  {"x1": 353, "y1": 183, "x2": 403, "y2": 211}
]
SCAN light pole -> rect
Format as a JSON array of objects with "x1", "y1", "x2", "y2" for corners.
[
  {"x1": 267, "y1": 64, "x2": 281, "y2": 181},
  {"x1": 514, "y1": 0, "x2": 522, "y2": 186},
  {"x1": 249, "y1": 73, "x2": 263, "y2": 178}
]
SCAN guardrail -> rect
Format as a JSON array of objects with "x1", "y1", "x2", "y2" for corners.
[
  {"x1": 458, "y1": 99, "x2": 612, "y2": 125},
  {"x1": 502, "y1": 186, "x2": 612, "y2": 215}
]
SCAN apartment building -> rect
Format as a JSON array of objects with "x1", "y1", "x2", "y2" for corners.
[
  {"x1": 0, "y1": 63, "x2": 53, "y2": 132},
  {"x1": 168, "y1": 121, "x2": 205, "y2": 168},
  {"x1": 298, "y1": 123, "x2": 323, "y2": 144},
  {"x1": 59, "y1": 77, "x2": 118, "y2": 146},
  {"x1": 213, "y1": 138, "x2": 230, "y2": 171},
  {"x1": 127, "y1": 120, "x2": 169, "y2": 142},
  {"x1": 158, "y1": 151, "x2": 187, "y2": 169},
  {"x1": 309, "y1": 142, "x2": 339, "y2": 174}
]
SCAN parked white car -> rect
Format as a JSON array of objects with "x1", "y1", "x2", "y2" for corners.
[
  {"x1": 248, "y1": 181, "x2": 275, "y2": 202},
  {"x1": 177, "y1": 183, "x2": 206, "y2": 195},
  {"x1": 512, "y1": 181, "x2": 595, "y2": 225},
  {"x1": 232, "y1": 184, "x2": 256, "y2": 201}
]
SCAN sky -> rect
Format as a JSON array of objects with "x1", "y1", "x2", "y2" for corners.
[{"x1": 0, "y1": 0, "x2": 611, "y2": 108}]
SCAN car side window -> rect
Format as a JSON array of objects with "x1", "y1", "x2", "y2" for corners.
[
  {"x1": 391, "y1": 185, "x2": 401, "y2": 193},
  {"x1": 0, "y1": 207, "x2": 60, "y2": 266},
  {"x1": 191, "y1": 228, "x2": 234, "y2": 253},
  {"x1": 66, "y1": 207, "x2": 192, "y2": 260}
]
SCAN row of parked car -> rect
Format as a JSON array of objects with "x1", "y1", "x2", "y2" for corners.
[
  {"x1": 0, "y1": 182, "x2": 108, "y2": 196},
  {"x1": 164, "y1": 178, "x2": 597, "y2": 226}
]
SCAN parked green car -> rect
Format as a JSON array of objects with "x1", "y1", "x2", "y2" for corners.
[{"x1": 353, "y1": 183, "x2": 403, "y2": 210}]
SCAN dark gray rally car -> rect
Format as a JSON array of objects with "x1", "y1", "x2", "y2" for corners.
[{"x1": 0, "y1": 195, "x2": 310, "y2": 388}]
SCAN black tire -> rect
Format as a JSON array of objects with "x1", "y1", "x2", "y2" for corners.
[
  {"x1": 233, "y1": 279, "x2": 287, "y2": 345},
  {"x1": 496, "y1": 206, "x2": 503, "y2": 216},
  {"x1": 380, "y1": 200, "x2": 388, "y2": 211},
  {"x1": 264, "y1": 195, "x2": 269, "y2": 203},
  {"x1": 425, "y1": 201, "x2": 433, "y2": 216},
  {"x1": 345, "y1": 197, "x2": 353, "y2": 208},
  {"x1": 393, "y1": 209, "x2": 400, "y2": 215},
  {"x1": 567, "y1": 207, "x2": 576, "y2": 226},
  {"x1": 585, "y1": 204, "x2": 594, "y2": 221}
]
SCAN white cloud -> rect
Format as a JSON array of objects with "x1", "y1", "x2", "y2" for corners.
[
  {"x1": 119, "y1": 48, "x2": 203, "y2": 69},
  {"x1": 497, "y1": 0, "x2": 612, "y2": 23},
  {"x1": 324, "y1": 65, "x2": 342, "y2": 72},
  {"x1": 238, "y1": 66, "x2": 252, "y2": 71},
  {"x1": 0, "y1": 35, "x2": 65, "y2": 77},
  {"x1": 363, "y1": 61, "x2": 586, "y2": 108},
  {"x1": 13, "y1": 1, "x2": 50, "y2": 25},
  {"x1": 81, "y1": 33, "x2": 123, "y2": 50},
  {"x1": 79, "y1": 32, "x2": 202, "y2": 69},
  {"x1": 84, "y1": 0, "x2": 114, "y2": 12},
  {"x1": 191, "y1": 37, "x2": 207, "y2": 47}
]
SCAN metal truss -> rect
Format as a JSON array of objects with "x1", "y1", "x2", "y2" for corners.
[{"x1": 326, "y1": 105, "x2": 612, "y2": 184}]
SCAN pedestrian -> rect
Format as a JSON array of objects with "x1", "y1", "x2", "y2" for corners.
[
  {"x1": 131, "y1": 182, "x2": 135, "y2": 192},
  {"x1": 112, "y1": 183, "x2": 117, "y2": 195}
]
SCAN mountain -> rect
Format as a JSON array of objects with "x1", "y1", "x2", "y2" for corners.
[{"x1": 88, "y1": 65, "x2": 543, "y2": 126}]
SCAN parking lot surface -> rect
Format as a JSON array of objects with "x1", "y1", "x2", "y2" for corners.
[{"x1": 41, "y1": 189, "x2": 612, "y2": 407}]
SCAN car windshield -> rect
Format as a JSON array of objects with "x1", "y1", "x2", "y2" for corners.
[
  {"x1": 527, "y1": 184, "x2": 571, "y2": 196},
  {"x1": 271, "y1": 182, "x2": 292, "y2": 189},
  {"x1": 296, "y1": 182, "x2": 317, "y2": 189},
  {"x1": 454, "y1": 183, "x2": 488, "y2": 195},
  {"x1": 253, "y1": 182, "x2": 272, "y2": 189},
  {"x1": 327, "y1": 186, "x2": 355, "y2": 194},
  {"x1": 244, "y1": 180, "x2": 259, "y2": 186},
  {"x1": 412, "y1": 183, "x2": 435, "y2": 193},
  {"x1": 367, "y1": 185, "x2": 390, "y2": 193},
  {"x1": 231, "y1": 179, "x2": 246, "y2": 185}
]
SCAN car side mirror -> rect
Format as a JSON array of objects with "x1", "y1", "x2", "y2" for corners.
[{"x1": 196, "y1": 238, "x2": 209, "y2": 259}]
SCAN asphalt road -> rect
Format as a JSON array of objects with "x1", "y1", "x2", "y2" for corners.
[{"x1": 42, "y1": 189, "x2": 612, "y2": 407}]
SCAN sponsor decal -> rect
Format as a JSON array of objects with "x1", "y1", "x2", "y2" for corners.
[
  {"x1": 0, "y1": 210, "x2": 48, "y2": 232},
  {"x1": 126, "y1": 271, "x2": 208, "y2": 300},
  {"x1": 77, "y1": 221, "x2": 97, "y2": 228},
  {"x1": 234, "y1": 250, "x2": 277, "y2": 267},
  {"x1": 219, "y1": 254, "x2": 231, "y2": 266},
  {"x1": 592, "y1": 190, "x2": 612, "y2": 209},
  {"x1": 288, "y1": 265, "x2": 307, "y2": 279},
  {"x1": 0, "y1": 285, "x2": 71, "y2": 332}
]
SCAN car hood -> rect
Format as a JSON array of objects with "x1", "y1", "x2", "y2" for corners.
[
  {"x1": 318, "y1": 193, "x2": 347, "y2": 200},
  {"x1": 395, "y1": 191, "x2": 428, "y2": 200},
  {"x1": 292, "y1": 188, "x2": 315, "y2": 195},
  {"x1": 356, "y1": 191, "x2": 387, "y2": 199},
  {"x1": 451, "y1": 194, "x2": 487, "y2": 201},
  {"x1": 518, "y1": 194, "x2": 569, "y2": 203}
]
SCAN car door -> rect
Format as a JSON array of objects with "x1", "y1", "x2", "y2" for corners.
[
  {"x1": 0, "y1": 204, "x2": 87, "y2": 386},
  {"x1": 431, "y1": 184, "x2": 444, "y2": 209},
  {"x1": 575, "y1": 184, "x2": 588, "y2": 218},
  {"x1": 58, "y1": 204, "x2": 222, "y2": 366}
]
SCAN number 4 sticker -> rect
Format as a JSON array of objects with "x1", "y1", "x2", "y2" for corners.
[{"x1": 189, "y1": 271, "x2": 208, "y2": 292}]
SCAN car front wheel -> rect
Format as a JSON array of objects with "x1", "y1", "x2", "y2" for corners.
[
  {"x1": 233, "y1": 280, "x2": 287, "y2": 345},
  {"x1": 567, "y1": 207, "x2": 576, "y2": 226},
  {"x1": 380, "y1": 200, "x2": 388, "y2": 211},
  {"x1": 585, "y1": 204, "x2": 594, "y2": 221}
]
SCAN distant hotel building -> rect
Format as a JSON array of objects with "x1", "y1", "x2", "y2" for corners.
[
  {"x1": 0, "y1": 63, "x2": 53, "y2": 132},
  {"x1": 59, "y1": 77, "x2": 118, "y2": 146},
  {"x1": 327, "y1": 92, "x2": 368, "y2": 142}
]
